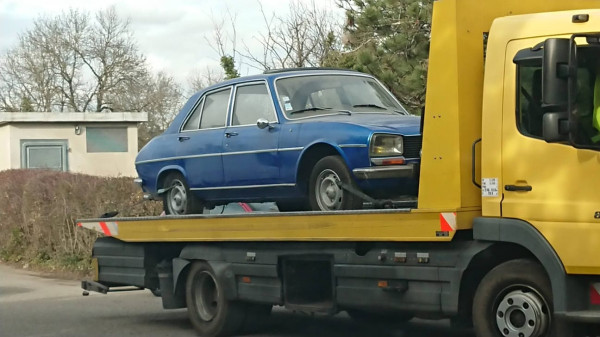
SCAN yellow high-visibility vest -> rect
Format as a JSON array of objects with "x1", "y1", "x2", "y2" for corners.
[{"x1": 593, "y1": 76, "x2": 600, "y2": 143}]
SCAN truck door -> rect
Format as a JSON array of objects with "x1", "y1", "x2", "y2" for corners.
[{"x1": 501, "y1": 39, "x2": 600, "y2": 272}]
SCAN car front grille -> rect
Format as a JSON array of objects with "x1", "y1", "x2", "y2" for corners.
[{"x1": 403, "y1": 135, "x2": 422, "y2": 159}]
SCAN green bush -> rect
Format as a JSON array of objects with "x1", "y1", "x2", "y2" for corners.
[{"x1": 0, "y1": 170, "x2": 161, "y2": 274}]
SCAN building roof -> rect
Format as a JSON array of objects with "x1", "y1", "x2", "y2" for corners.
[{"x1": 0, "y1": 112, "x2": 148, "y2": 125}]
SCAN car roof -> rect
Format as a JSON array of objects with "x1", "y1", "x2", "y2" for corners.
[{"x1": 199, "y1": 68, "x2": 371, "y2": 93}]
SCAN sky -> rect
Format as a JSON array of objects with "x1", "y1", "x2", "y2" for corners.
[{"x1": 0, "y1": 0, "x2": 344, "y2": 87}]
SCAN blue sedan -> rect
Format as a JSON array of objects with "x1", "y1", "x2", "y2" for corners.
[{"x1": 135, "y1": 69, "x2": 421, "y2": 214}]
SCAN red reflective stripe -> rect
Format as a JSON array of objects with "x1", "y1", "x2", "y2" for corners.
[
  {"x1": 440, "y1": 213, "x2": 453, "y2": 232},
  {"x1": 98, "y1": 222, "x2": 112, "y2": 236},
  {"x1": 239, "y1": 202, "x2": 253, "y2": 213},
  {"x1": 76, "y1": 223, "x2": 82, "y2": 227},
  {"x1": 591, "y1": 284, "x2": 600, "y2": 305}
]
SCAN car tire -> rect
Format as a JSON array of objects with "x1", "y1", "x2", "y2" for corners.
[
  {"x1": 186, "y1": 261, "x2": 246, "y2": 337},
  {"x1": 472, "y1": 259, "x2": 572, "y2": 337},
  {"x1": 162, "y1": 173, "x2": 204, "y2": 215},
  {"x1": 308, "y1": 155, "x2": 362, "y2": 211}
]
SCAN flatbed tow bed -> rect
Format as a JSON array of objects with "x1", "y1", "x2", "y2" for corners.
[
  {"x1": 77, "y1": 208, "x2": 478, "y2": 242},
  {"x1": 78, "y1": 1, "x2": 600, "y2": 336}
]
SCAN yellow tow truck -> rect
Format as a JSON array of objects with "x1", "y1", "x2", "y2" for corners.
[{"x1": 78, "y1": 1, "x2": 600, "y2": 336}]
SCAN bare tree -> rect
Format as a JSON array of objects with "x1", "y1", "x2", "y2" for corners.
[
  {"x1": 0, "y1": 7, "x2": 147, "y2": 113},
  {"x1": 187, "y1": 67, "x2": 224, "y2": 94},
  {"x1": 242, "y1": 0, "x2": 343, "y2": 71}
]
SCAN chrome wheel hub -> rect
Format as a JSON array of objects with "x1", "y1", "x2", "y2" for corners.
[
  {"x1": 168, "y1": 180, "x2": 187, "y2": 215},
  {"x1": 495, "y1": 289, "x2": 549, "y2": 337},
  {"x1": 315, "y1": 169, "x2": 343, "y2": 210}
]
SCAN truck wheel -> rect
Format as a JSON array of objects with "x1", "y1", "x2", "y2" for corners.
[
  {"x1": 185, "y1": 262, "x2": 245, "y2": 337},
  {"x1": 163, "y1": 173, "x2": 204, "y2": 215},
  {"x1": 308, "y1": 155, "x2": 362, "y2": 211},
  {"x1": 472, "y1": 259, "x2": 571, "y2": 337}
]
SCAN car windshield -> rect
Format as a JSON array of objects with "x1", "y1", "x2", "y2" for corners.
[{"x1": 275, "y1": 74, "x2": 409, "y2": 119}]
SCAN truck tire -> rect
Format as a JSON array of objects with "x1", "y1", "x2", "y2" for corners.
[
  {"x1": 308, "y1": 155, "x2": 362, "y2": 211},
  {"x1": 163, "y1": 173, "x2": 204, "y2": 215},
  {"x1": 472, "y1": 259, "x2": 571, "y2": 337},
  {"x1": 185, "y1": 262, "x2": 245, "y2": 337}
]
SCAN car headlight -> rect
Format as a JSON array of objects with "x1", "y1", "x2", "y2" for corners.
[{"x1": 370, "y1": 134, "x2": 403, "y2": 157}]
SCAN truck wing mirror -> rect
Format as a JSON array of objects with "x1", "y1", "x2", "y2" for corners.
[
  {"x1": 542, "y1": 39, "x2": 574, "y2": 111},
  {"x1": 542, "y1": 112, "x2": 569, "y2": 142}
]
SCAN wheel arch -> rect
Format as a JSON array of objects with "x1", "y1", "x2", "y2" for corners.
[
  {"x1": 173, "y1": 245, "x2": 238, "y2": 301},
  {"x1": 156, "y1": 165, "x2": 186, "y2": 191},
  {"x1": 295, "y1": 142, "x2": 348, "y2": 193},
  {"x1": 455, "y1": 241, "x2": 537, "y2": 324},
  {"x1": 470, "y1": 217, "x2": 569, "y2": 314}
]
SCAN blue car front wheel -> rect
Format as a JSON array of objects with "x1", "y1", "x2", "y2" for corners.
[{"x1": 308, "y1": 155, "x2": 363, "y2": 211}]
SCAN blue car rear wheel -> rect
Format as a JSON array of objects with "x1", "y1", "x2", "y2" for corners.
[{"x1": 163, "y1": 173, "x2": 204, "y2": 215}]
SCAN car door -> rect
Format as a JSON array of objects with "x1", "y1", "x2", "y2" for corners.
[
  {"x1": 222, "y1": 82, "x2": 280, "y2": 187},
  {"x1": 177, "y1": 87, "x2": 231, "y2": 190}
]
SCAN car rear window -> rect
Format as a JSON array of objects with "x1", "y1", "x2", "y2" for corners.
[{"x1": 200, "y1": 88, "x2": 231, "y2": 129}]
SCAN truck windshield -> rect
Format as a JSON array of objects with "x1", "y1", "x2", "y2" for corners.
[{"x1": 275, "y1": 74, "x2": 409, "y2": 119}]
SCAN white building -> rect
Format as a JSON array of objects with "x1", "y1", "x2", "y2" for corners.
[{"x1": 0, "y1": 112, "x2": 147, "y2": 177}]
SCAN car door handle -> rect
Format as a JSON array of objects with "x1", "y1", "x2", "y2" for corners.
[
  {"x1": 225, "y1": 132, "x2": 238, "y2": 138},
  {"x1": 178, "y1": 136, "x2": 190, "y2": 142},
  {"x1": 504, "y1": 184, "x2": 532, "y2": 192}
]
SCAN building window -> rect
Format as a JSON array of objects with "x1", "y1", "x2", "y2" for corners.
[
  {"x1": 21, "y1": 140, "x2": 68, "y2": 171},
  {"x1": 86, "y1": 127, "x2": 128, "y2": 153}
]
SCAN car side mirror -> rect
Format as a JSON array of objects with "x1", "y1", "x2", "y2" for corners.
[
  {"x1": 257, "y1": 118, "x2": 272, "y2": 129},
  {"x1": 542, "y1": 112, "x2": 569, "y2": 142}
]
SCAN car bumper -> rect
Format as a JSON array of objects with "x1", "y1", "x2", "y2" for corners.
[
  {"x1": 352, "y1": 164, "x2": 417, "y2": 180},
  {"x1": 134, "y1": 178, "x2": 156, "y2": 200}
]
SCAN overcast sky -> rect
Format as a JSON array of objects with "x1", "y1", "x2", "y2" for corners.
[{"x1": 0, "y1": 0, "x2": 343, "y2": 86}]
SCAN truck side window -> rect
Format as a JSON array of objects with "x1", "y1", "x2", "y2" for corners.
[{"x1": 516, "y1": 64, "x2": 544, "y2": 138}]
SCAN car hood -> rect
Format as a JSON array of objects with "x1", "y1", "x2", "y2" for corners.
[{"x1": 296, "y1": 113, "x2": 421, "y2": 135}]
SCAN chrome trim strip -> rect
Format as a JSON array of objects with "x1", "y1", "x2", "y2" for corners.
[
  {"x1": 191, "y1": 183, "x2": 296, "y2": 191},
  {"x1": 222, "y1": 149, "x2": 277, "y2": 156},
  {"x1": 136, "y1": 153, "x2": 219, "y2": 164},
  {"x1": 277, "y1": 147, "x2": 303, "y2": 152},
  {"x1": 135, "y1": 147, "x2": 305, "y2": 164},
  {"x1": 353, "y1": 164, "x2": 416, "y2": 180},
  {"x1": 339, "y1": 144, "x2": 367, "y2": 148}
]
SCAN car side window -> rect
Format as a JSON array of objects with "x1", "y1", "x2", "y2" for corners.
[
  {"x1": 182, "y1": 98, "x2": 204, "y2": 131},
  {"x1": 200, "y1": 88, "x2": 231, "y2": 129},
  {"x1": 232, "y1": 83, "x2": 276, "y2": 126}
]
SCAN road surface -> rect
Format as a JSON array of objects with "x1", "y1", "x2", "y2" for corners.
[{"x1": 0, "y1": 264, "x2": 472, "y2": 337}]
